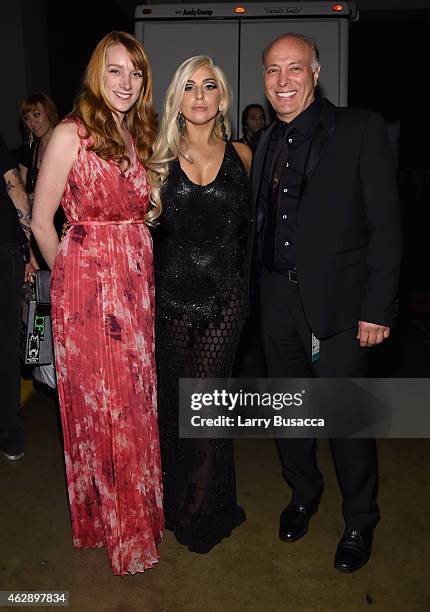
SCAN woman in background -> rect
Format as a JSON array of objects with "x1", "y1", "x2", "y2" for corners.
[
  {"x1": 237, "y1": 103, "x2": 266, "y2": 151},
  {"x1": 32, "y1": 31, "x2": 163, "y2": 576},
  {"x1": 149, "y1": 55, "x2": 251, "y2": 554},
  {"x1": 19, "y1": 93, "x2": 59, "y2": 197},
  {"x1": 19, "y1": 93, "x2": 60, "y2": 267}
]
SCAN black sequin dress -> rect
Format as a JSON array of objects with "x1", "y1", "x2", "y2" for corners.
[{"x1": 154, "y1": 141, "x2": 249, "y2": 553}]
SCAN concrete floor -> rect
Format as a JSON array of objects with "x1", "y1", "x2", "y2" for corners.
[{"x1": 2, "y1": 321, "x2": 430, "y2": 611}]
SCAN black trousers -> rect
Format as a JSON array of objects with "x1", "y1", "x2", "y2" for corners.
[
  {"x1": 0, "y1": 242, "x2": 26, "y2": 454},
  {"x1": 260, "y1": 268, "x2": 379, "y2": 530}
]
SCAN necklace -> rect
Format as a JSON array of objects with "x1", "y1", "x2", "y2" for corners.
[
  {"x1": 37, "y1": 128, "x2": 53, "y2": 168},
  {"x1": 37, "y1": 142, "x2": 46, "y2": 168}
]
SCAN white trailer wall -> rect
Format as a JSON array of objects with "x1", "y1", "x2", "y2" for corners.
[
  {"x1": 139, "y1": 20, "x2": 239, "y2": 129},
  {"x1": 135, "y1": 4, "x2": 353, "y2": 137}
]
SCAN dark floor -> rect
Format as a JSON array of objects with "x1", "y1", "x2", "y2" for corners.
[{"x1": 1, "y1": 314, "x2": 430, "y2": 611}]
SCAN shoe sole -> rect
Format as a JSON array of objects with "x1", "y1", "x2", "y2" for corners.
[
  {"x1": 334, "y1": 553, "x2": 371, "y2": 573},
  {"x1": 279, "y1": 525, "x2": 309, "y2": 543},
  {"x1": 1, "y1": 451, "x2": 24, "y2": 461},
  {"x1": 334, "y1": 560, "x2": 369, "y2": 573}
]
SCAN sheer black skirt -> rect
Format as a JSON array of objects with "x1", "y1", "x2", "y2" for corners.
[{"x1": 156, "y1": 285, "x2": 246, "y2": 553}]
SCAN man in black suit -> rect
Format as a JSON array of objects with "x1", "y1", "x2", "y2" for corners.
[{"x1": 251, "y1": 33, "x2": 401, "y2": 572}]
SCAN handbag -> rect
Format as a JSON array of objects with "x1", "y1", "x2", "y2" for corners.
[
  {"x1": 35, "y1": 269, "x2": 51, "y2": 308},
  {"x1": 32, "y1": 270, "x2": 57, "y2": 388},
  {"x1": 34, "y1": 362, "x2": 57, "y2": 389},
  {"x1": 20, "y1": 270, "x2": 53, "y2": 366}
]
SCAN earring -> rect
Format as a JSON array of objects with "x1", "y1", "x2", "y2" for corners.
[
  {"x1": 219, "y1": 113, "x2": 227, "y2": 141},
  {"x1": 27, "y1": 131, "x2": 34, "y2": 148},
  {"x1": 177, "y1": 112, "x2": 186, "y2": 135}
]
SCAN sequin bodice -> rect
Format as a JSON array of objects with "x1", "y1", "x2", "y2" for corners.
[{"x1": 154, "y1": 141, "x2": 250, "y2": 321}]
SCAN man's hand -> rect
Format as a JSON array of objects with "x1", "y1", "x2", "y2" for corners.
[
  {"x1": 357, "y1": 321, "x2": 390, "y2": 347},
  {"x1": 24, "y1": 262, "x2": 36, "y2": 283}
]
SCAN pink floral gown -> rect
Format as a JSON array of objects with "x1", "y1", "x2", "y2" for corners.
[{"x1": 51, "y1": 119, "x2": 164, "y2": 575}]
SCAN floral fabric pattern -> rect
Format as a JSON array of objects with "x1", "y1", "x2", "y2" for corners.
[{"x1": 51, "y1": 119, "x2": 163, "y2": 575}]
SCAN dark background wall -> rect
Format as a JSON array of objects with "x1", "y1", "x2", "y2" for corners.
[
  {"x1": 347, "y1": 8, "x2": 430, "y2": 299},
  {"x1": 349, "y1": 9, "x2": 430, "y2": 171},
  {"x1": 2, "y1": 0, "x2": 50, "y2": 148},
  {"x1": 46, "y1": 0, "x2": 130, "y2": 120},
  {"x1": 3, "y1": 0, "x2": 428, "y2": 174},
  {"x1": 42, "y1": 2, "x2": 430, "y2": 175}
]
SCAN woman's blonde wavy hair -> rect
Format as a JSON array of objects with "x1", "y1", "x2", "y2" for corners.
[
  {"x1": 73, "y1": 31, "x2": 160, "y2": 224},
  {"x1": 148, "y1": 55, "x2": 232, "y2": 212}
]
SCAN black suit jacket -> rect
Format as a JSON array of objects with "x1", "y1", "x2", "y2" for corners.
[{"x1": 249, "y1": 98, "x2": 401, "y2": 339}]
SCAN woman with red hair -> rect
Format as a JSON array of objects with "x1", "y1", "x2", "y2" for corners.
[{"x1": 32, "y1": 31, "x2": 164, "y2": 575}]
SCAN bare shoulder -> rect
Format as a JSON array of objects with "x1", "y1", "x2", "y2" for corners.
[
  {"x1": 231, "y1": 141, "x2": 252, "y2": 174},
  {"x1": 51, "y1": 121, "x2": 81, "y2": 146},
  {"x1": 45, "y1": 121, "x2": 81, "y2": 166}
]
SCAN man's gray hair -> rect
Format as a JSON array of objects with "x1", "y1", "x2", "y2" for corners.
[{"x1": 262, "y1": 33, "x2": 320, "y2": 72}]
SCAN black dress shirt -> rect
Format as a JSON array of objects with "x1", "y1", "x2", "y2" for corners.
[{"x1": 261, "y1": 98, "x2": 322, "y2": 271}]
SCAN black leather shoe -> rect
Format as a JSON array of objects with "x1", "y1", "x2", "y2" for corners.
[
  {"x1": 279, "y1": 501, "x2": 319, "y2": 543},
  {"x1": 0, "y1": 449, "x2": 24, "y2": 461},
  {"x1": 334, "y1": 528, "x2": 373, "y2": 573}
]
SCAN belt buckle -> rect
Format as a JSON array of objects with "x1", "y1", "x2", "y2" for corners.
[{"x1": 288, "y1": 269, "x2": 298, "y2": 283}]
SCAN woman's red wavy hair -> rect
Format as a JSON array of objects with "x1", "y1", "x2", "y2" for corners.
[{"x1": 73, "y1": 31, "x2": 156, "y2": 167}]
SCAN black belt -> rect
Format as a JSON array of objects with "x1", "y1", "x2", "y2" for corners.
[
  {"x1": 276, "y1": 267, "x2": 298, "y2": 283},
  {"x1": 263, "y1": 265, "x2": 299, "y2": 283}
]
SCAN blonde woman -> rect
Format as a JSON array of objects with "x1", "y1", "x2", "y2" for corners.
[
  {"x1": 32, "y1": 31, "x2": 164, "y2": 575},
  {"x1": 149, "y1": 56, "x2": 252, "y2": 554}
]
